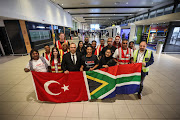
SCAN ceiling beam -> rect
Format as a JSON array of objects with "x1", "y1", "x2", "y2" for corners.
[
  {"x1": 83, "y1": 16, "x2": 125, "y2": 18},
  {"x1": 64, "y1": 6, "x2": 152, "y2": 9},
  {"x1": 85, "y1": 18, "x2": 122, "y2": 21},
  {"x1": 71, "y1": 13, "x2": 136, "y2": 15}
]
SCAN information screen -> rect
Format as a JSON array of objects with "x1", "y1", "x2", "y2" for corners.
[{"x1": 29, "y1": 30, "x2": 51, "y2": 42}]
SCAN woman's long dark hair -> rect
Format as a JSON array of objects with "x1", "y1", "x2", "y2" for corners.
[
  {"x1": 30, "y1": 49, "x2": 39, "y2": 61},
  {"x1": 129, "y1": 41, "x2": 135, "y2": 49},
  {"x1": 77, "y1": 40, "x2": 85, "y2": 50},
  {"x1": 50, "y1": 47, "x2": 60, "y2": 64}
]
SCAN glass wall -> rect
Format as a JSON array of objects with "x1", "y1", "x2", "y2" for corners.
[
  {"x1": 120, "y1": 4, "x2": 176, "y2": 25},
  {"x1": 163, "y1": 22, "x2": 180, "y2": 52},
  {"x1": 164, "y1": 5, "x2": 173, "y2": 15},
  {"x1": 156, "y1": 9, "x2": 164, "y2": 17},
  {"x1": 149, "y1": 11, "x2": 156, "y2": 18}
]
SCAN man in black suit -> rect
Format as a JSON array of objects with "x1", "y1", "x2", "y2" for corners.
[{"x1": 62, "y1": 43, "x2": 82, "y2": 74}]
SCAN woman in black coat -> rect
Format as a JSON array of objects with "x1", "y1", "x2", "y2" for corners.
[
  {"x1": 99, "y1": 49, "x2": 116, "y2": 68},
  {"x1": 76, "y1": 40, "x2": 86, "y2": 55}
]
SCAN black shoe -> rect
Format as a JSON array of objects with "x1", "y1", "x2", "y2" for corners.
[{"x1": 138, "y1": 93, "x2": 142, "y2": 99}]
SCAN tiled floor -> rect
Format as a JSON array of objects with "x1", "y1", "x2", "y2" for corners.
[{"x1": 0, "y1": 36, "x2": 180, "y2": 120}]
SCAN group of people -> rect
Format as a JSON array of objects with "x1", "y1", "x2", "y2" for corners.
[{"x1": 24, "y1": 32, "x2": 154, "y2": 99}]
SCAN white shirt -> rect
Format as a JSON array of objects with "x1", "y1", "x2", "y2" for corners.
[
  {"x1": 54, "y1": 58, "x2": 58, "y2": 73},
  {"x1": 137, "y1": 51, "x2": 145, "y2": 63},
  {"x1": 113, "y1": 48, "x2": 134, "y2": 59},
  {"x1": 26, "y1": 58, "x2": 50, "y2": 72},
  {"x1": 70, "y1": 52, "x2": 77, "y2": 64}
]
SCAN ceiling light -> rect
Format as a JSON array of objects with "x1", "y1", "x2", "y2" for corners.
[
  {"x1": 36, "y1": 26, "x2": 45, "y2": 29},
  {"x1": 126, "y1": 2, "x2": 128, "y2": 4},
  {"x1": 115, "y1": 2, "x2": 120, "y2": 5},
  {"x1": 62, "y1": 4, "x2": 63, "y2": 5},
  {"x1": 114, "y1": 14, "x2": 115, "y2": 15},
  {"x1": 152, "y1": 2, "x2": 153, "y2": 4}
]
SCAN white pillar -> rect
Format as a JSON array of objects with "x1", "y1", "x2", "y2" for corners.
[{"x1": 129, "y1": 23, "x2": 136, "y2": 42}]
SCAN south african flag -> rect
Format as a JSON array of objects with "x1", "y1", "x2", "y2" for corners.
[{"x1": 85, "y1": 63, "x2": 141, "y2": 100}]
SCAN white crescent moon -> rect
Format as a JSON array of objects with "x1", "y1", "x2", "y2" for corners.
[{"x1": 44, "y1": 80, "x2": 61, "y2": 96}]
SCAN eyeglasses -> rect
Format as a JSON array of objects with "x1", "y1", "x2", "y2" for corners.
[{"x1": 123, "y1": 43, "x2": 128, "y2": 44}]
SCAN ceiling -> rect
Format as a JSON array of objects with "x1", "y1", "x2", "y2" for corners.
[{"x1": 50, "y1": 0, "x2": 172, "y2": 27}]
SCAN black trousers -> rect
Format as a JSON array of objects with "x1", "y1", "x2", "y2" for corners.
[{"x1": 138, "y1": 75, "x2": 145, "y2": 94}]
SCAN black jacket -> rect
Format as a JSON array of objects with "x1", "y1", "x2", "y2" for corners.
[
  {"x1": 99, "y1": 56, "x2": 116, "y2": 69},
  {"x1": 76, "y1": 47, "x2": 86, "y2": 56},
  {"x1": 61, "y1": 52, "x2": 82, "y2": 72},
  {"x1": 100, "y1": 45, "x2": 117, "y2": 57}
]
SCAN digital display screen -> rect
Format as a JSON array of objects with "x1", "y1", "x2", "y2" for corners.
[
  {"x1": 90, "y1": 24, "x2": 100, "y2": 30},
  {"x1": 29, "y1": 30, "x2": 51, "y2": 42}
]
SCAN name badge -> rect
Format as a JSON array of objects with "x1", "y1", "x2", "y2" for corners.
[
  {"x1": 125, "y1": 54, "x2": 130, "y2": 57},
  {"x1": 145, "y1": 58, "x2": 149, "y2": 61}
]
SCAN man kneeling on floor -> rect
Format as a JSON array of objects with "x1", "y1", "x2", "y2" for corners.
[{"x1": 24, "y1": 49, "x2": 50, "y2": 72}]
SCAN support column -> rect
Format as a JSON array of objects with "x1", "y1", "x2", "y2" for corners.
[{"x1": 19, "y1": 20, "x2": 31, "y2": 53}]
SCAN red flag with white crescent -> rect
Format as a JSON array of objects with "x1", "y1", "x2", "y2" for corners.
[{"x1": 31, "y1": 71, "x2": 90, "y2": 103}]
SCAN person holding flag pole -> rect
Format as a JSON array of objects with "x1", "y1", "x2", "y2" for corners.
[{"x1": 133, "y1": 41, "x2": 154, "y2": 99}]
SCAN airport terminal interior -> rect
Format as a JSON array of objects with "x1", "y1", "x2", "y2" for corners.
[{"x1": 0, "y1": 0, "x2": 180, "y2": 120}]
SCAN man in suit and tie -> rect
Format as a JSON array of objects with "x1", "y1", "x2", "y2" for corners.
[{"x1": 62, "y1": 43, "x2": 82, "y2": 74}]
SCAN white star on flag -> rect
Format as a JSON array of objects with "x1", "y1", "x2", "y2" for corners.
[{"x1": 61, "y1": 84, "x2": 69, "y2": 92}]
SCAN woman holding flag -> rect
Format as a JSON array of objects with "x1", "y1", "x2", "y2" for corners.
[
  {"x1": 80, "y1": 45, "x2": 99, "y2": 71},
  {"x1": 50, "y1": 47, "x2": 63, "y2": 73}
]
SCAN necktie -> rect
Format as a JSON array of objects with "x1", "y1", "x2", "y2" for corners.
[{"x1": 72, "y1": 55, "x2": 75, "y2": 65}]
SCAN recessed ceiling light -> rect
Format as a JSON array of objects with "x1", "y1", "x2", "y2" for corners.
[
  {"x1": 109, "y1": 18, "x2": 110, "y2": 19},
  {"x1": 62, "y1": 4, "x2": 63, "y2": 5},
  {"x1": 126, "y1": 2, "x2": 128, "y2": 4},
  {"x1": 115, "y1": 2, "x2": 120, "y2": 5},
  {"x1": 152, "y1": 2, "x2": 153, "y2": 4}
]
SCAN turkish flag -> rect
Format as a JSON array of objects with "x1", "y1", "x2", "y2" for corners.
[{"x1": 31, "y1": 71, "x2": 89, "y2": 103}]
